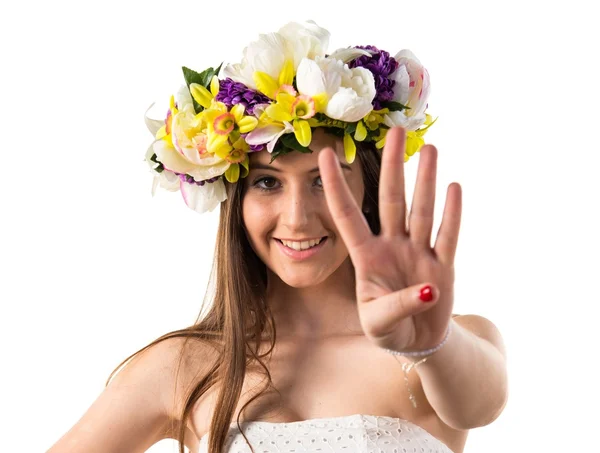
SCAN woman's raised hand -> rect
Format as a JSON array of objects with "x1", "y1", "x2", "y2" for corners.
[{"x1": 318, "y1": 127, "x2": 462, "y2": 354}]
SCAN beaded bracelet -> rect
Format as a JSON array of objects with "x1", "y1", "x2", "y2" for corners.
[
  {"x1": 382, "y1": 322, "x2": 453, "y2": 408},
  {"x1": 382, "y1": 321, "x2": 453, "y2": 357}
]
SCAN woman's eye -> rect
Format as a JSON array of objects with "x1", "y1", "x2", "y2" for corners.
[
  {"x1": 253, "y1": 176, "x2": 323, "y2": 191},
  {"x1": 254, "y1": 177, "x2": 279, "y2": 191}
]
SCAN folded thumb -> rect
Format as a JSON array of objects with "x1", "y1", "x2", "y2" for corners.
[
  {"x1": 417, "y1": 284, "x2": 436, "y2": 304},
  {"x1": 361, "y1": 283, "x2": 439, "y2": 338},
  {"x1": 401, "y1": 283, "x2": 438, "y2": 316}
]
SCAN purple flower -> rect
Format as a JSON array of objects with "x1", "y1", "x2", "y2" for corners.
[
  {"x1": 215, "y1": 78, "x2": 271, "y2": 115},
  {"x1": 349, "y1": 45, "x2": 399, "y2": 110},
  {"x1": 172, "y1": 171, "x2": 220, "y2": 186},
  {"x1": 248, "y1": 144, "x2": 265, "y2": 152}
]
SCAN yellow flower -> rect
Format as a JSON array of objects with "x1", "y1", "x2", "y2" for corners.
[
  {"x1": 147, "y1": 88, "x2": 230, "y2": 183},
  {"x1": 202, "y1": 102, "x2": 258, "y2": 155},
  {"x1": 253, "y1": 91, "x2": 327, "y2": 148},
  {"x1": 354, "y1": 109, "x2": 389, "y2": 143},
  {"x1": 223, "y1": 137, "x2": 250, "y2": 183},
  {"x1": 344, "y1": 133, "x2": 357, "y2": 164},
  {"x1": 154, "y1": 95, "x2": 178, "y2": 142},
  {"x1": 376, "y1": 114, "x2": 438, "y2": 162},
  {"x1": 253, "y1": 59, "x2": 295, "y2": 99},
  {"x1": 364, "y1": 108, "x2": 389, "y2": 131},
  {"x1": 189, "y1": 75, "x2": 220, "y2": 109}
]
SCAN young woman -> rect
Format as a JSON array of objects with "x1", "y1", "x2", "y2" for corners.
[{"x1": 47, "y1": 21, "x2": 508, "y2": 453}]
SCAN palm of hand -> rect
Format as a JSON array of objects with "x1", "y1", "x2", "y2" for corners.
[{"x1": 318, "y1": 127, "x2": 462, "y2": 353}]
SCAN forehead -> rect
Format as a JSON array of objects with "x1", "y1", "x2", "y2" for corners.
[{"x1": 248, "y1": 130, "x2": 350, "y2": 171}]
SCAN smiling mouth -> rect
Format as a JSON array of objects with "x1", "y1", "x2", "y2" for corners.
[{"x1": 275, "y1": 236, "x2": 328, "y2": 249}]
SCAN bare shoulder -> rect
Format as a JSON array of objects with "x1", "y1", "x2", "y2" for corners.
[
  {"x1": 119, "y1": 335, "x2": 223, "y2": 421},
  {"x1": 169, "y1": 336, "x2": 223, "y2": 414},
  {"x1": 452, "y1": 313, "x2": 507, "y2": 359},
  {"x1": 165, "y1": 336, "x2": 223, "y2": 452},
  {"x1": 46, "y1": 336, "x2": 220, "y2": 453}
]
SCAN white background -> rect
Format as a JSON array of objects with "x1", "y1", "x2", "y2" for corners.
[{"x1": 2, "y1": 0, "x2": 599, "y2": 451}]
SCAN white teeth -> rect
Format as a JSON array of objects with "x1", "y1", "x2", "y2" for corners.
[{"x1": 281, "y1": 237, "x2": 324, "y2": 251}]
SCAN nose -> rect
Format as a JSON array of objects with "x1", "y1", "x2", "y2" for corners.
[{"x1": 280, "y1": 182, "x2": 317, "y2": 231}]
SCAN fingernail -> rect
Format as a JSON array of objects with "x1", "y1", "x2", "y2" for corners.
[{"x1": 419, "y1": 285, "x2": 434, "y2": 302}]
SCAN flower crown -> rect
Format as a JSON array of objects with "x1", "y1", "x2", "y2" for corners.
[{"x1": 144, "y1": 20, "x2": 436, "y2": 214}]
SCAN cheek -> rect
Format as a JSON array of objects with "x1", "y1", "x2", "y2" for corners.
[{"x1": 242, "y1": 196, "x2": 273, "y2": 245}]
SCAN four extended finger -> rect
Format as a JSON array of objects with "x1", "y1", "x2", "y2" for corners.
[
  {"x1": 379, "y1": 127, "x2": 408, "y2": 237},
  {"x1": 318, "y1": 147, "x2": 372, "y2": 251},
  {"x1": 409, "y1": 144, "x2": 437, "y2": 248},
  {"x1": 433, "y1": 183, "x2": 462, "y2": 265}
]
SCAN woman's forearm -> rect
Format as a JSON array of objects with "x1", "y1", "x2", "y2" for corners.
[{"x1": 410, "y1": 319, "x2": 508, "y2": 430}]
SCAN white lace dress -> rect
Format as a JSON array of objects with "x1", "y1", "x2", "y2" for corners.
[{"x1": 198, "y1": 413, "x2": 454, "y2": 453}]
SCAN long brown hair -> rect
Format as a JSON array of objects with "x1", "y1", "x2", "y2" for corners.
[{"x1": 107, "y1": 133, "x2": 383, "y2": 453}]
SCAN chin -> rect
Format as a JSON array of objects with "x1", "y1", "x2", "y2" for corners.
[
  {"x1": 264, "y1": 264, "x2": 328, "y2": 288},
  {"x1": 277, "y1": 273, "x2": 327, "y2": 289}
]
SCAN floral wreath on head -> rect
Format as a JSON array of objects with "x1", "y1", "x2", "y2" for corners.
[{"x1": 144, "y1": 20, "x2": 437, "y2": 214}]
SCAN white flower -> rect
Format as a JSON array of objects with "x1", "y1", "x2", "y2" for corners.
[
  {"x1": 151, "y1": 85, "x2": 231, "y2": 181},
  {"x1": 277, "y1": 20, "x2": 330, "y2": 68},
  {"x1": 222, "y1": 21, "x2": 330, "y2": 91},
  {"x1": 144, "y1": 140, "x2": 180, "y2": 194},
  {"x1": 222, "y1": 33, "x2": 288, "y2": 90},
  {"x1": 145, "y1": 136, "x2": 228, "y2": 213},
  {"x1": 384, "y1": 49, "x2": 431, "y2": 131},
  {"x1": 328, "y1": 46, "x2": 372, "y2": 63},
  {"x1": 245, "y1": 121, "x2": 294, "y2": 153},
  {"x1": 144, "y1": 102, "x2": 164, "y2": 136},
  {"x1": 296, "y1": 56, "x2": 376, "y2": 122},
  {"x1": 144, "y1": 86, "x2": 232, "y2": 214},
  {"x1": 152, "y1": 171, "x2": 180, "y2": 194},
  {"x1": 145, "y1": 135, "x2": 228, "y2": 213},
  {"x1": 179, "y1": 178, "x2": 227, "y2": 213}
]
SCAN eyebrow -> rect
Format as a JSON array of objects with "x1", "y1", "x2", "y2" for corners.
[{"x1": 250, "y1": 163, "x2": 352, "y2": 172}]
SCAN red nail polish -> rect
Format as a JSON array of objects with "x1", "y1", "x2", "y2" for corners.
[{"x1": 419, "y1": 285, "x2": 434, "y2": 302}]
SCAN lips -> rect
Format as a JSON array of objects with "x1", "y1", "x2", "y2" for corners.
[
  {"x1": 274, "y1": 237, "x2": 328, "y2": 261},
  {"x1": 275, "y1": 236, "x2": 328, "y2": 248}
]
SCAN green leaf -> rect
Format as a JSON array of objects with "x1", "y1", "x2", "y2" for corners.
[
  {"x1": 182, "y1": 66, "x2": 205, "y2": 87},
  {"x1": 269, "y1": 133, "x2": 313, "y2": 163},
  {"x1": 182, "y1": 63, "x2": 223, "y2": 87},
  {"x1": 323, "y1": 127, "x2": 344, "y2": 138},
  {"x1": 281, "y1": 133, "x2": 312, "y2": 153},
  {"x1": 345, "y1": 122, "x2": 357, "y2": 135},
  {"x1": 149, "y1": 153, "x2": 164, "y2": 172},
  {"x1": 269, "y1": 145, "x2": 293, "y2": 163},
  {"x1": 182, "y1": 63, "x2": 223, "y2": 113},
  {"x1": 381, "y1": 101, "x2": 411, "y2": 112},
  {"x1": 201, "y1": 62, "x2": 222, "y2": 86},
  {"x1": 213, "y1": 62, "x2": 223, "y2": 79}
]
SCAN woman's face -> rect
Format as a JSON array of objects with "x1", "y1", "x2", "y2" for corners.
[{"x1": 242, "y1": 129, "x2": 366, "y2": 288}]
